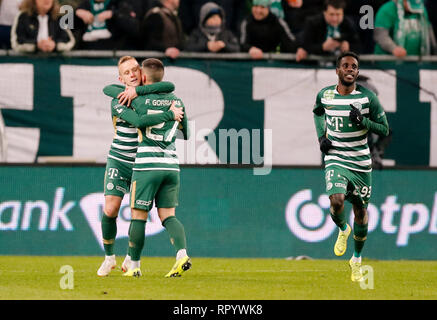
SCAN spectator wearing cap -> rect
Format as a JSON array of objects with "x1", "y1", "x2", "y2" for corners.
[
  {"x1": 374, "y1": 0, "x2": 436, "y2": 57},
  {"x1": 295, "y1": 0, "x2": 360, "y2": 62},
  {"x1": 240, "y1": 0, "x2": 297, "y2": 60},
  {"x1": 179, "y1": 0, "x2": 248, "y2": 38},
  {"x1": 185, "y1": 1, "x2": 239, "y2": 53}
]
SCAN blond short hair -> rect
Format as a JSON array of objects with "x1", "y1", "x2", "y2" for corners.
[{"x1": 118, "y1": 56, "x2": 137, "y2": 67}]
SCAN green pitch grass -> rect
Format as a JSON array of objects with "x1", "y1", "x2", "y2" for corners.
[{"x1": 0, "y1": 256, "x2": 436, "y2": 300}]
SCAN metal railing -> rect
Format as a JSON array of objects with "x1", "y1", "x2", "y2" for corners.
[{"x1": 1, "y1": 49, "x2": 437, "y2": 62}]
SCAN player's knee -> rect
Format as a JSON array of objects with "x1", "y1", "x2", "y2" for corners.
[
  {"x1": 104, "y1": 204, "x2": 120, "y2": 218},
  {"x1": 354, "y1": 208, "x2": 368, "y2": 224},
  {"x1": 330, "y1": 195, "x2": 345, "y2": 212}
]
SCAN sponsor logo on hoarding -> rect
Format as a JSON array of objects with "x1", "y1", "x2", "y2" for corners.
[
  {"x1": 0, "y1": 187, "x2": 74, "y2": 231},
  {"x1": 0, "y1": 188, "x2": 165, "y2": 249},
  {"x1": 80, "y1": 193, "x2": 164, "y2": 249},
  {"x1": 285, "y1": 189, "x2": 437, "y2": 246}
]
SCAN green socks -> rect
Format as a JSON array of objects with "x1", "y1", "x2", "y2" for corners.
[
  {"x1": 330, "y1": 207, "x2": 347, "y2": 231},
  {"x1": 101, "y1": 214, "x2": 117, "y2": 256},
  {"x1": 162, "y1": 216, "x2": 187, "y2": 252},
  {"x1": 353, "y1": 222, "x2": 368, "y2": 258},
  {"x1": 128, "y1": 219, "x2": 146, "y2": 261}
]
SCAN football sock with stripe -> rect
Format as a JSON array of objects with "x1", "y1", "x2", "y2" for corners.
[
  {"x1": 353, "y1": 222, "x2": 368, "y2": 258},
  {"x1": 101, "y1": 213, "x2": 117, "y2": 256},
  {"x1": 162, "y1": 216, "x2": 187, "y2": 254},
  {"x1": 128, "y1": 219, "x2": 146, "y2": 262}
]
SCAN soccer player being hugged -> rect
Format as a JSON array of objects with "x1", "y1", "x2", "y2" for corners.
[
  {"x1": 104, "y1": 58, "x2": 191, "y2": 278},
  {"x1": 97, "y1": 56, "x2": 183, "y2": 276},
  {"x1": 313, "y1": 52, "x2": 389, "y2": 282}
]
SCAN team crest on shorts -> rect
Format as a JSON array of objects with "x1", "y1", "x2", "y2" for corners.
[
  {"x1": 106, "y1": 183, "x2": 114, "y2": 190},
  {"x1": 327, "y1": 182, "x2": 333, "y2": 191}
]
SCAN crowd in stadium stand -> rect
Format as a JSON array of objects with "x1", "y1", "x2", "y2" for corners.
[{"x1": 0, "y1": 0, "x2": 436, "y2": 58}]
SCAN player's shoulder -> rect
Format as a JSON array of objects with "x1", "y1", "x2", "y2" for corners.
[
  {"x1": 377, "y1": 0, "x2": 396, "y2": 14},
  {"x1": 356, "y1": 84, "x2": 378, "y2": 99},
  {"x1": 317, "y1": 85, "x2": 337, "y2": 98}
]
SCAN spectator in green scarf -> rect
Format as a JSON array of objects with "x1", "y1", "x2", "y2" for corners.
[{"x1": 374, "y1": 0, "x2": 436, "y2": 57}]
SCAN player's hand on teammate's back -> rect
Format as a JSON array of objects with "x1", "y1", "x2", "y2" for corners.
[
  {"x1": 117, "y1": 86, "x2": 138, "y2": 107},
  {"x1": 318, "y1": 136, "x2": 332, "y2": 154},
  {"x1": 170, "y1": 101, "x2": 184, "y2": 122},
  {"x1": 349, "y1": 104, "x2": 363, "y2": 124}
]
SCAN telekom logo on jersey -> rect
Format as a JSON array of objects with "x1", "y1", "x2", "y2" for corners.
[{"x1": 285, "y1": 189, "x2": 437, "y2": 246}]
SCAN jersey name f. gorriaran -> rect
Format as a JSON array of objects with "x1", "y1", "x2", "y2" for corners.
[
  {"x1": 313, "y1": 84, "x2": 385, "y2": 173},
  {"x1": 131, "y1": 92, "x2": 189, "y2": 172},
  {"x1": 108, "y1": 104, "x2": 138, "y2": 164}
]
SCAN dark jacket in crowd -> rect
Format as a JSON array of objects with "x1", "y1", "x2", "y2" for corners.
[
  {"x1": 299, "y1": 13, "x2": 361, "y2": 54},
  {"x1": 426, "y1": 0, "x2": 437, "y2": 42},
  {"x1": 282, "y1": 0, "x2": 323, "y2": 35},
  {"x1": 112, "y1": 0, "x2": 148, "y2": 49},
  {"x1": 185, "y1": 2, "x2": 239, "y2": 53},
  {"x1": 11, "y1": 11, "x2": 75, "y2": 52},
  {"x1": 141, "y1": 0, "x2": 185, "y2": 51},
  {"x1": 240, "y1": 10, "x2": 297, "y2": 53}
]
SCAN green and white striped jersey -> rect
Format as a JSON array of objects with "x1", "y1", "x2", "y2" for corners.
[
  {"x1": 313, "y1": 84, "x2": 388, "y2": 173},
  {"x1": 103, "y1": 82, "x2": 177, "y2": 165},
  {"x1": 130, "y1": 92, "x2": 189, "y2": 172},
  {"x1": 108, "y1": 104, "x2": 138, "y2": 164}
]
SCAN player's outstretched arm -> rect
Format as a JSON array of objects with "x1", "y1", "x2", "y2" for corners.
[
  {"x1": 103, "y1": 84, "x2": 125, "y2": 98},
  {"x1": 103, "y1": 82, "x2": 175, "y2": 100},
  {"x1": 136, "y1": 81, "x2": 175, "y2": 95},
  {"x1": 111, "y1": 99, "x2": 175, "y2": 128}
]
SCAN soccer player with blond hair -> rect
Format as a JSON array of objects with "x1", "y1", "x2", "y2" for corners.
[{"x1": 97, "y1": 56, "x2": 183, "y2": 276}]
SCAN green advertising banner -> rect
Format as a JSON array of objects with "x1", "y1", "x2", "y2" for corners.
[
  {"x1": 1, "y1": 166, "x2": 436, "y2": 260},
  {"x1": 0, "y1": 57, "x2": 436, "y2": 167}
]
